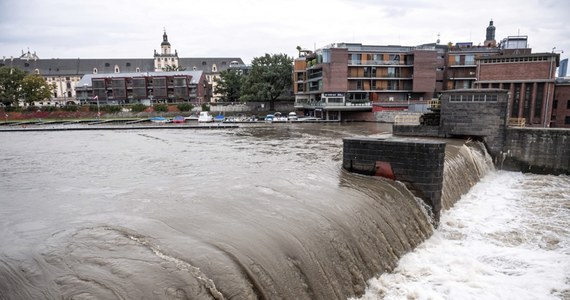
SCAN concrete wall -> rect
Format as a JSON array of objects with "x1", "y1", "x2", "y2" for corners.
[
  {"x1": 439, "y1": 89, "x2": 509, "y2": 157},
  {"x1": 343, "y1": 137, "x2": 446, "y2": 221},
  {"x1": 393, "y1": 124, "x2": 440, "y2": 137},
  {"x1": 502, "y1": 128, "x2": 570, "y2": 174}
]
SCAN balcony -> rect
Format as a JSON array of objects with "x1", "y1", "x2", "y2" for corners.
[
  {"x1": 348, "y1": 60, "x2": 412, "y2": 66},
  {"x1": 294, "y1": 99, "x2": 372, "y2": 111}
]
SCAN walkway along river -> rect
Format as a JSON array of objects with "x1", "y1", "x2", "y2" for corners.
[{"x1": 0, "y1": 123, "x2": 568, "y2": 299}]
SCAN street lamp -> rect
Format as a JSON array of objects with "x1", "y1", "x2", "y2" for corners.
[
  {"x1": 96, "y1": 95, "x2": 101, "y2": 120},
  {"x1": 83, "y1": 84, "x2": 88, "y2": 105}
]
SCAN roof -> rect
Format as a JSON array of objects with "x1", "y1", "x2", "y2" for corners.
[
  {"x1": 76, "y1": 70, "x2": 205, "y2": 87},
  {"x1": 0, "y1": 56, "x2": 246, "y2": 76}
]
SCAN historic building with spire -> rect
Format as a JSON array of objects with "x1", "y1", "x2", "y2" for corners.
[
  {"x1": 154, "y1": 30, "x2": 179, "y2": 71},
  {"x1": 1, "y1": 31, "x2": 246, "y2": 105}
]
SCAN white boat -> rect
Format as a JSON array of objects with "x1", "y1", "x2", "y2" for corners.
[
  {"x1": 288, "y1": 112, "x2": 298, "y2": 121},
  {"x1": 198, "y1": 111, "x2": 214, "y2": 123}
]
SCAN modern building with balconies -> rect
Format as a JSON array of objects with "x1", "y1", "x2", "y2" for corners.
[{"x1": 294, "y1": 43, "x2": 446, "y2": 120}]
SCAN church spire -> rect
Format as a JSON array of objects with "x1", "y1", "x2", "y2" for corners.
[
  {"x1": 484, "y1": 20, "x2": 497, "y2": 48},
  {"x1": 161, "y1": 28, "x2": 170, "y2": 46}
]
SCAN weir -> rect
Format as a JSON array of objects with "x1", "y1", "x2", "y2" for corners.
[
  {"x1": 0, "y1": 126, "x2": 497, "y2": 300},
  {"x1": 342, "y1": 138, "x2": 494, "y2": 223},
  {"x1": 343, "y1": 137, "x2": 445, "y2": 222}
]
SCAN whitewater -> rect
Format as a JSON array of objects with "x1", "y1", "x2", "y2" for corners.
[{"x1": 356, "y1": 171, "x2": 570, "y2": 300}]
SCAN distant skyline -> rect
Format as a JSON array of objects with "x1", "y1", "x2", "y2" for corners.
[{"x1": 1, "y1": 0, "x2": 569, "y2": 71}]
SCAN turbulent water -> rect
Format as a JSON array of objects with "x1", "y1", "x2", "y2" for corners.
[
  {"x1": 355, "y1": 171, "x2": 570, "y2": 300},
  {"x1": 0, "y1": 123, "x2": 566, "y2": 299}
]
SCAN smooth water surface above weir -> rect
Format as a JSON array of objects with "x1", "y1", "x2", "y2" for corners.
[{"x1": 0, "y1": 123, "x2": 482, "y2": 299}]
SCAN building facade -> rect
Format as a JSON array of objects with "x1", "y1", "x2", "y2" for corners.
[
  {"x1": 475, "y1": 51, "x2": 559, "y2": 127},
  {"x1": 293, "y1": 43, "x2": 448, "y2": 120},
  {"x1": 76, "y1": 71, "x2": 209, "y2": 106},
  {"x1": 553, "y1": 77, "x2": 570, "y2": 128},
  {"x1": 1, "y1": 31, "x2": 245, "y2": 106},
  {"x1": 294, "y1": 20, "x2": 566, "y2": 126}
]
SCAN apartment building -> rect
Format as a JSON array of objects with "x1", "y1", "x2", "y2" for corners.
[
  {"x1": 293, "y1": 43, "x2": 447, "y2": 120},
  {"x1": 76, "y1": 71, "x2": 209, "y2": 106},
  {"x1": 294, "y1": 21, "x2": 566, "y2": 126}
]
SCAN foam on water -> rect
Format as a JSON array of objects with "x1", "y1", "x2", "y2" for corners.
[{"x1": 354, "y1": 171, "x2": 570, "y2": 300}]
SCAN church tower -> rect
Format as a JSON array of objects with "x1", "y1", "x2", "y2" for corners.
[
  {"x1": 484, "y1": 20, "x2": 497, "y2": 48},
  {"x1": 154, "y1": 30, "x2": 179, "y2": 71}
]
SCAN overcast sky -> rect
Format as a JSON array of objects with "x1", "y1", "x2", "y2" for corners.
[{"x1": 0, "y1": 0, "x2": 569, "y2": 68}]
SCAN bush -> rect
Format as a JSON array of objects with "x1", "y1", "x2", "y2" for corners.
[
  {"x1": 201, "y1": 103, "x2": 210, "y2": 112},
  {"x1": 62, "y1": 105, "x2": 78, "y2": 112},
  {"x1": 89, "y1": 104, "x2": 99, "y2": 112},
  {"x1": 103, "y1": 105, "x2": 122, "y2": 113},
  {"x1": 26, "y1": 106, "x2": 40, "y2": 112},
  {"x1": 4, "y1": 106, "x2": 22, "y2": 112},
  {"x1": 130, "y1": 104, "x2": 147, "y2": 113},
  {"x1": 154, "y1": 104, "x2": 168, "y2": 112},
  {"x1": 177, "y1": 103, "x2": 193, "y2": 112},
  {"x1": 42, "y1": 106, "x2": 58, "y2": 112}
]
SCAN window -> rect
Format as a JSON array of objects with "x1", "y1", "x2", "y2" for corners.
[
  {"x1": 350, "y1": 54, "x2": 360, "y2": 65},
  {"x1": 567, "y1": 100, "x2": 570, "y2": 109},
  {"x1": 566, "y1": 116, "x2": 570, "y2": 125},
  {"x1": 126, "y1": 62, "x2": 131, "y2": 67},
  {"x1": 93, "y1": 68, "x2": 98, "y2": 74},
  {"x1": 105, "y1": 63, "x2": 110, "y2": 67},
  {"x1": 136, "y1": 67, "x2": 140, "y2": 72}
]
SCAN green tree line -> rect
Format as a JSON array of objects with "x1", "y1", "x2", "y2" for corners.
[
  {"x1": 215, "y1": 53, "x2": 293, "y2": 111},
  {"x1": 1, "y1": 53, "x2": 294, "y2": 111},
  {"x1": 0, "y1": 66, "x2": 52, "y2": 107}
]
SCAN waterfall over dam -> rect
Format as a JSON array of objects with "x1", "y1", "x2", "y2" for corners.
[{"x1": 0, "y1": 124, "x2": 493, "y2": 299}]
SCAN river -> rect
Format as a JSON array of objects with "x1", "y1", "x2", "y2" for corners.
[{"x1": 0, "y1": 123, "x2": 568, "y2": 299}]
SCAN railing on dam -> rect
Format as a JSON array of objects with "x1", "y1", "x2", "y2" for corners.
[
  {"x1": 508, "y1": 118, "x2": 526, "y2": 127},
  {"x1": 394, "y1": 114, "x2": 420, "y2": 125}
]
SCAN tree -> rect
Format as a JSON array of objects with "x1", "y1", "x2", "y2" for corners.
[
  {"x1": 0, "y1": 66, "x2": 26, "y2": 107},
  {"x1": 20, "y1": 74, "x2": 51, "y2": 106},
  {"x1": 215, "y1": 69, "x2": 243, "y2": 102},
  {"x1": 241, "y1": 53, "x2": 293, "y2": 111}
]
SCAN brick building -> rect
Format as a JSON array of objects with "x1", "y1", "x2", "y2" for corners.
[
  {"x1": 293, "y1": 43, "x2": 446, "y2": 120},
  {"x1": 553, "y1": 77, "x2": 570, "y2": 128},
  {"x1": 76, "y1": 71, "x2": 209, "y2": 106},
  {"x1": 475, "y1": 51, "x2": 559, "y2": 127},
  {"x1": 294, "y1": 20, "x2": 567, "y2": 126}
]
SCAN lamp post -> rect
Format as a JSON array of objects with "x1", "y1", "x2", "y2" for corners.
[{"x1": 96, "y1": 95, "x2": 101, "y2": 120}]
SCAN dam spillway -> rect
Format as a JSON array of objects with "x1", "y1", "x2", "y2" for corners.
[{"x1": 0, "y1": 124, "x2": 494, "y2": 299}]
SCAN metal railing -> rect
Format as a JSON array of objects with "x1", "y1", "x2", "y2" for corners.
[
  {"x1": 508, "y1": 118, "x2": 526, "y2": 127},
  {"x1": 394, "y1": 114, "x2": 421, "y2": 125},
  {"x1": 427, "y1": 99, "x2": 441, "y2": 110}
]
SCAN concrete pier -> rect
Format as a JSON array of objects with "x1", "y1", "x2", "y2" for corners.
[{"x1": 343, "y1": 137, "x2": 446, "y2": 221}]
